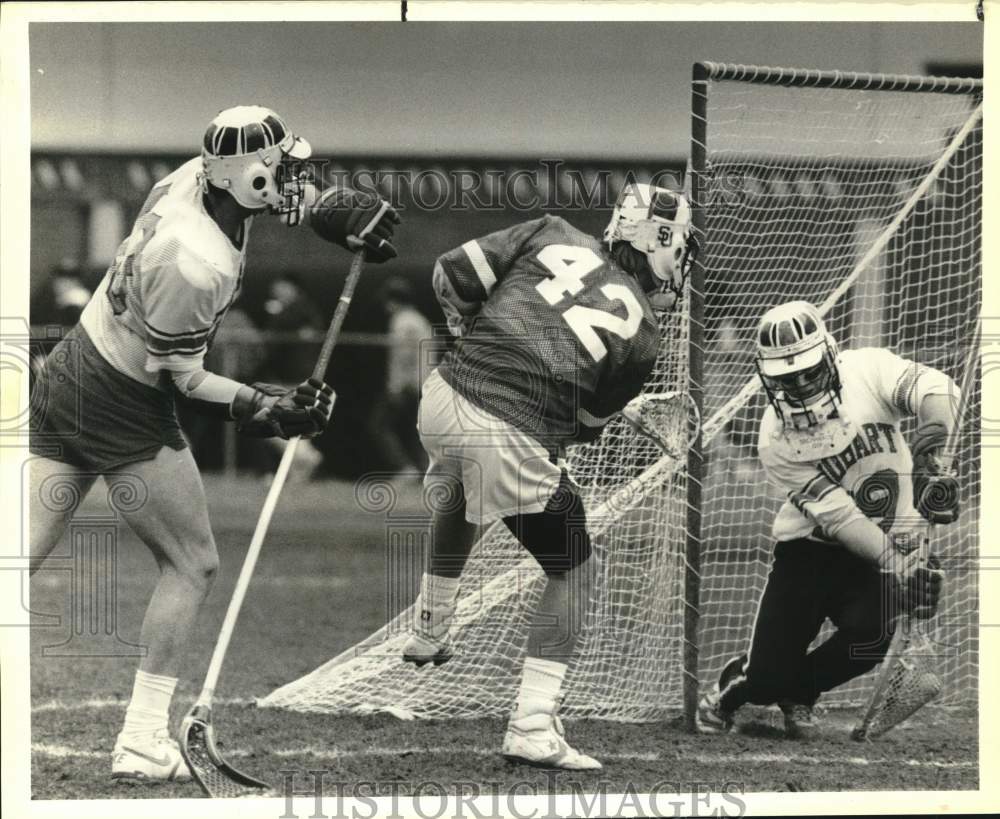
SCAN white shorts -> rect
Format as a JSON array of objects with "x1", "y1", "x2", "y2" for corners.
[{"x1": 419, "y1": 369, "x2": 565, "y2": 525}]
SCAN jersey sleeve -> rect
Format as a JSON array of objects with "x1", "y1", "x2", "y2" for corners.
[
  {"x1": 140, "y1": 244, "x2": 225, "y2": 374},
  {"x1": 865, "y1": 348, "x2": 957, "y2": 420},
  {"x1": 759, "y1": 439, "x2": 867, "y2": 538},
  {"x1": 434, "y1": 216, "x2": 551, "y2": 304}
]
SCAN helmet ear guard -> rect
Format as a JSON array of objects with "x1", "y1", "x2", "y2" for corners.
[{"x1": 200, "y1": 105, "x2": 312, "y2": 222}]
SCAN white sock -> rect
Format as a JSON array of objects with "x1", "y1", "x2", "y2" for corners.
[
  {"x1": 514, "y1": 657, "x2": 567, "y2": 719},
  {"x1": 121, "y1": 670, "x2": 177, "y2": 738},
  {"x1": 416, "y1": 573, "x2": 460, "y2": 639}
]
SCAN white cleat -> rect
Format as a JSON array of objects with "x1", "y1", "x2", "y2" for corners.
[
  {"x1": 696, "y1": 684, "x2": 735, "y2": 735},
  {"x1": 111, "y1": 729, "x2": 191, "y2": 783},
  {"x1": 401, "y1": 631, "x2": 453, "y2": 667},
  {"x1": 502, "y1": 708, "x2": 602, "y2": 771}
]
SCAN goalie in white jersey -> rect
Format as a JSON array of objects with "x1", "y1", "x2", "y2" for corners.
[
  {"x1": 697, "y1": 301, "x2": 958, "y2": 737},
  {"x1": 29, "y1": 105, "x2": 399, "y2": 782}
]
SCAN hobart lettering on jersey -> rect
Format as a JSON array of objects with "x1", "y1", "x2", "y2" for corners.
[{"x1": 817, "y1": 422, "x2": 897, "y2": 484}]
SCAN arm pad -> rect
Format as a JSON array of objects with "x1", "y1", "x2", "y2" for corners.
[{"x1": 171, "y1": 368, "x2": 245, "y2": 419}]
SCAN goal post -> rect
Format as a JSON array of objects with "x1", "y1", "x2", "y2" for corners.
[
  {"x1": 260, "y1": 63, "x2": 982, "y2": 725},
  {"x1": 688, "y1": 62, "x2": 981, "y2": 712}
]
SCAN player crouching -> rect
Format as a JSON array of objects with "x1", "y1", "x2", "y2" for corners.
[
  {"x1": 401, "y1": 184, "x2": 696, "y2": 769},
  {"x1": 697, "y1": 301, "x2": 955, "y2": 738}
]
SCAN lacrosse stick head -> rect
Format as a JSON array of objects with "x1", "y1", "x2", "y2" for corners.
[
  {"x1": 620, "y1": 391, "x2": 701, "y2": 458},
  {"x1": 180, "y1": 703, "x2": 273, "y2": 798},
  {"x1": 851, "y1": 629, "x2": 943, "y2": 741}
]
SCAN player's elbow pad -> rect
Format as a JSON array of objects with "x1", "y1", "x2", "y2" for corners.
[
  {"x1": 814, "y1": 504, "x2": 867, "y2": 540},
  {"x1": 793, "y1": 485, "x2": 866, "y2": 539},
  {"x1": 171, "y1": 368, "x2": 244, "y2": 419}
]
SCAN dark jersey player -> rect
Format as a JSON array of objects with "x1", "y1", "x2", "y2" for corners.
[{"x1": 403, "y1": 184, "x2": 695, "y2": 769}]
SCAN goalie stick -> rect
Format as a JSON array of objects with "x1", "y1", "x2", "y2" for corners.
[
  {"x1": 180, "y1": 251, "x2": 366, "y2": 797},
  {"x1": 851, "y1": 323, "x2": 979, "y2": 741}
]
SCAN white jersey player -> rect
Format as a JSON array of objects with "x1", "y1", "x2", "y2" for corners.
[
  {"x1": 80, "y1": 156, "x2": 250, "y2": 390},
  {"x1": 29, "y1": 105, "x2": 399, "y2": 783},
  {"x1": 697, "y1": 301, "x2": 957, "y2": 737}
]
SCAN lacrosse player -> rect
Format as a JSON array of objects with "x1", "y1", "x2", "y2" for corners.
[
  {"x1": 28, "y1": 105, "x2": 398, "y2": 782},
  {"x1": 402, "y1": 183, "x2": 695, "y2": 769},
  {"x1": 697, "y1": 301, "x2": 957, "y2": 738}
]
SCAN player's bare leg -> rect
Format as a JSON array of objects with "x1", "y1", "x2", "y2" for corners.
[
  {"x1": 402, "y1": 477, "x2": 477, "y2": 666},
  {"x1": 28, "y1": 456, "x2": 98, "y2": 574},
  {"x1": 502, "y1": 556, "x2": 601, "y2": 770},
  {"x1": 499, "y1": 474, "x2": 601, "y2": 770},
  {"x1": 106, "y1": 446, "x2": 218, "y2": 782}
]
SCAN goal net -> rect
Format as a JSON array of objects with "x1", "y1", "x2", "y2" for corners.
[
  {"x1": 691, "y1": 63, "x2": 981, "y2": 709},
  {"x1": 261, "y1": 63, "x2": 981, "y2": 721}
]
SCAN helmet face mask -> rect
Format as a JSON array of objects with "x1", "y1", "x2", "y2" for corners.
[
  {"x1": 763, "y1": 360, "x2": 833, "y2": 404},
  {"x1": 200, "y1": 105, "x2": 312, "y2": 222},
  {"x1": 604, "y1": 182, "x2": 695, "y2": 308},
  {"x1": 755, "y1": 301, "x2": 843, "y2": 430}
]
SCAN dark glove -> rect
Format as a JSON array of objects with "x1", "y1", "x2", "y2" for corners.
[
  {"x1": 883, "y1": 536, "x2": 945, "y2": 620},
  {"x1": 903, "y1": 553, "x2": 945, "y2": 619},
  {"x1": 236, "y1": 378, "x2": 334, "y2": 439},
  {"x1": 308, "y1": 186, "x2": 400, "y2": 263},
  {"x1": 912, "y1": 421, "x2": 960, "y2": 524}
]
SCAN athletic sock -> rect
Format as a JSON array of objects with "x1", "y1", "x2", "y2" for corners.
[
  {"x1": 416, "y1": 573, "x2": 460, "y2": 639},
  {"x1": 120, "y1": 669, "x2": 177, "y2": 740},
  {"x1": 513, "y1": 657, "x2": 567, "y2": 720}
]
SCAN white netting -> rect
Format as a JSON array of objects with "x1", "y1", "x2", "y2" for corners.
[
  {"x1": 262, "y1": 307, "x2": 691, "y2": 720},
  {"x1": 851, "y1": 628, "x2": 943, "y2": 740},
  {"x1": 261, "y1": 67, "x2": 980, "y2": 720},
  {"x1": 695, "y1": 69, "x2": 981, "y2": 708}
]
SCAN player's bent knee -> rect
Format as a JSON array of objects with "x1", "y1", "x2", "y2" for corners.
[
  {"x1": 166, "y1": 537, "x2": 219, "y2": 591},
  {"x1": 502, "y1": 472, "x2": 592, "y2": 577}
]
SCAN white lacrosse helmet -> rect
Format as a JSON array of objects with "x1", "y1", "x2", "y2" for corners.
[
  {"x1": 604, "y1": 182, "x2": 695, "y2": 297},
  {"x1": 200, "y1": 105, "x2": 312, "y2": 216},
  {"x1": 755, "y1": 301, "x2": 843, "y2": 429}
]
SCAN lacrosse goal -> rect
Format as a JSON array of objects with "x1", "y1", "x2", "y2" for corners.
[{"x1": 261, "y1": 63, "x2": 982, "y2": 725}]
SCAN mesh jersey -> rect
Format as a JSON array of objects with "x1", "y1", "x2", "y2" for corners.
[
  {"x1": 79, "y1": 157, "x2": 250, "y2": 389},
  {"x1": 435, "y1": 214, "x2": 660, "y2": 445},
  {"x1": 759, "y1": 347, "x2": 955, "y2": 543}
]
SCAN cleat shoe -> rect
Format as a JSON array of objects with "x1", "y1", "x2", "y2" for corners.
[
  {"x1": 401, "y1": 631, "x2": 453, "y2": 667},
  {"x1": 111, "y1": 729, "x2": 191, "y2": 783},
  {"x1": 779, "y1": 701, "x2": 820, "y2": 739},
  {"x1": 502, "y1": 703, "x2": 602, "y2": 771},
  {"x1": 696, "y1": 685, "x2": 735, "y2": 735}
]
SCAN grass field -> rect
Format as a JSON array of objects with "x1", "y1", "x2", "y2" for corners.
[{"x1": 29, "y1": 476, "x2": 977, "y2": 800}]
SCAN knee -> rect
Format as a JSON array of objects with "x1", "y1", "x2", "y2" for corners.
[
  {"x1": 171, "y1": 537, "x2": 219, "y2": 593},
  {"x1": 836, "y1": 597, "x2": 895, "y2": 657},
  {"x1": 841, "y1": 618, "x2": 895, "y2": 660},
  {"x1": 504, "y1": 472, "x2": 592, "y2": 577}
]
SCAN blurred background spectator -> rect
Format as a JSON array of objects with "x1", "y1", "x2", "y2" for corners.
[
  {"x1": 258, "y1": 273, "x2": 325, "y2": 382},
  {"x1": 368, "y1": 276, "x2": 435, "y2": 476},
  {"x1": 31, "y1": 258, "x2": 92, "y2": 328}
]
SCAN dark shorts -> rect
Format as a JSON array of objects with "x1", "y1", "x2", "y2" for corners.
[{"x1": 29, "y1": 325, "x2": 187, "y2": 472}]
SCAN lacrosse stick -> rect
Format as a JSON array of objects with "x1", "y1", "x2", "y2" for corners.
[
  {"x1": 180, "y1": 251, "x2": 366, "y2": 796},
  {"x1": 852, "y1": 327, "x2": 979, "y2": 740},
  {"x1": 849, "y1": 539, "x2": 942, "y2": 741},
  {"x1": 620, "y1": 391, "x2": 701, "y2": 459}
]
